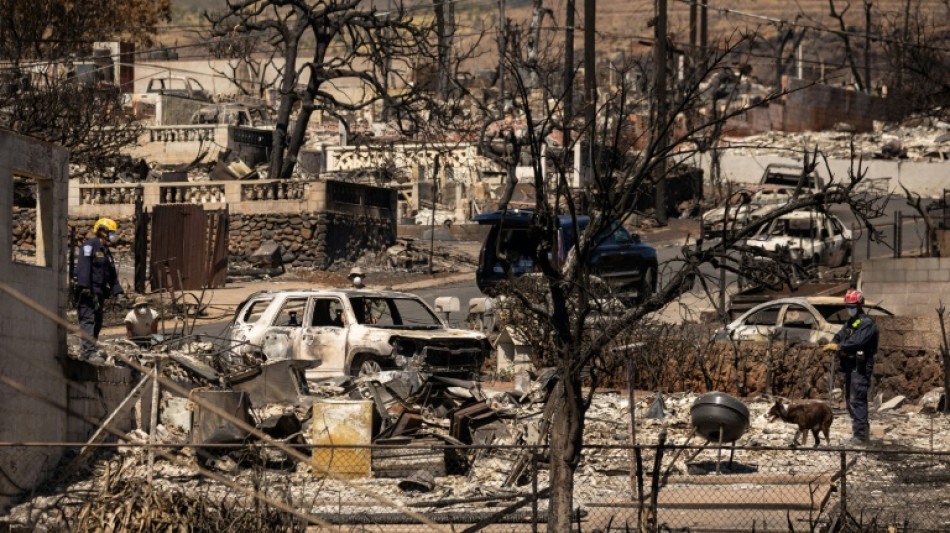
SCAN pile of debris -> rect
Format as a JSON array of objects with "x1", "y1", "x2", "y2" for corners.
[
  {"x1": 725, "y1": 119, "x2": 950, "y2": 161},
  {"x1": 7, "y1": 362, "x2": 950, "y2": 530}
]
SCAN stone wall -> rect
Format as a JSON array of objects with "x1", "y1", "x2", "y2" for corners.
[
  {"x1": 14, "y1": 208, "x2": 391, "y2": 276},
  {"x1": 230, "y1": 211, "x2": 394, "y2": 269},
  {"x1": 636, "y1": 318, "x2": 945, "y2": 401},
  {"x1": 13, "y1": 210, "x2": 137, "y2": 253}
]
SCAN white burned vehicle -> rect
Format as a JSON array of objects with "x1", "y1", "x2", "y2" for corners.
[
  {"x1": 742, "y1": 210, "x2": 853, "y2": 268},
  {"x1": 230, "y1": 289, "x2": 489, "y2": 380},
  {"x1": 702, "y1": 186, "x2": 795, "y2": 239}
]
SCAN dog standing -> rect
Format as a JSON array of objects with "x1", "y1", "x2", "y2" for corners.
[{"x1": 767, "y1": 400, "x2": 833, "y2": 447}]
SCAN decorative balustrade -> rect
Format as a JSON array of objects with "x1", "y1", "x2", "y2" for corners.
[
  {"x1": 71, "y1": 179, "x2": 395, "y2": 219},
  {"x1": 78, "y1": 185, "x2": 144, "y2": 205},
  {"x1": 148, "y1": 125, "x2": 217, "y2": 144},
  {"x1": 160, "y1": 183, "x2": 227, "y2": 204},
  {"x1": 240, "y1": 180, "x2": 306, "y2": 201},
  {"x1": 73, "y1": 179, "x2": 313, "y2": 213}
]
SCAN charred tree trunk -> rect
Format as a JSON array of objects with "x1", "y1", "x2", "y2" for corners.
[
  {"x1": 270, "y1": 27, "x2": 304, "y2": 180},
  {"x1": 280, "y1": 26, "x2": 332, "y2": 180},
  {"x1": 547, "y1": 376, "x2": 585, "y2": 532}
]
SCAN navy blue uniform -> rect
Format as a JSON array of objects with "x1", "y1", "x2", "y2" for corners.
[
  {"x1": 75, "y1": 237, "x2": 123, "y2": 358},
  {"x1": 832, "y1": 313, "x2": 879, "y2": 440}
]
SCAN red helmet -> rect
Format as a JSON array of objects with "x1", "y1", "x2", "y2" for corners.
[{"x1": 844, "y1": 289, "x2": 865, "y2": 305}]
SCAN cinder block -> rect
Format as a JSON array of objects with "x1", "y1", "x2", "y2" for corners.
[
  {"x1": 906, "y1": 270, "x2": 928, "y2": 282},
  {"x1": 928, "y1": 269, "x2": 950, "y2": 282}
]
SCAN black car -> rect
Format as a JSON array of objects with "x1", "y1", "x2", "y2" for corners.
[{"x1": 474, "y1": 209, "x2": 658, "y2": 301}]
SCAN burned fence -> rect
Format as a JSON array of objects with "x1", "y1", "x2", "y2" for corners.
[{"x1": 3, "y1": 442, "x2": 949, "y2": 532}]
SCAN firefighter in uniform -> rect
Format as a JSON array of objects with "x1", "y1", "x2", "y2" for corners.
[
  {"x1": 823, "y1": 289, "x2": 879, "y2": 445},
  {"x1": 75, "y1": 218, "x2": 123, "y2": 363}
]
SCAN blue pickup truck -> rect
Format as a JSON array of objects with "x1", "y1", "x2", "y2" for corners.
[{"x1": 474, "y1": 209, "x2": 658, "y2": 302}]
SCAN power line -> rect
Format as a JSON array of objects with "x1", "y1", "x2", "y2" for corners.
[{"x1": 673, "y1": 0, "x2": 950, "y2": 55}]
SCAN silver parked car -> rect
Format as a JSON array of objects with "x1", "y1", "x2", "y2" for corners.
[
  {"x1": 717, "y1": 296, "x2": 891, "y2": 344},
  {"x1": 230, "y1": 289, "x2": 489, "y2": 380}
]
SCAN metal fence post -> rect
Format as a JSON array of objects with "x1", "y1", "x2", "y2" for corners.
[
  {"x1": 651, "y1": 431, "x2": 667, "y2": 533},
  {"x1": 531, "y1": 452, "x2": 538, "y2": 533},
  {"x1": 895, "y1": 210, "x2": 902, "y2": 258},
  {"x1": 840, "y1": 450, "x2": 848, "y2": 527}
]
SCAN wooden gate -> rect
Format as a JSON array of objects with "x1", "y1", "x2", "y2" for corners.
[{"x1": 150, "y1": 204, "x2": 228, "y2": 291}]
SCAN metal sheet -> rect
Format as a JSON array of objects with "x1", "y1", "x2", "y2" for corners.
[
  {"x1": 190, "y1": 390, "x2": 252, "y2": 445},
  {"x1": 149, "y1": 204, "x2": 228, "y2": 290},
  {"x1": 230, "y1": 359, "x2": 303, "y2": 408},
  {"x1": 150, "y1": 204, "x2": 206, "y2": 291},
  {"x1": 205, "y1": 208, "x2": 228, "y2": 288}
]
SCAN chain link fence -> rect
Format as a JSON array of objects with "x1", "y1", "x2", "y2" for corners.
[{"x1": 3, "y1": 441, "x2": 950, "y2": 531}]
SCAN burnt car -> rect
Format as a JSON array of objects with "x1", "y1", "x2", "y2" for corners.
[
  {"x1": 230, "y1": 289, "x2": 489, "y2": 380},
  {"x1": 716, "y1": 296, "x2": 892, "y2": 344},
  {"x1": 474, "y1": 209, "x2": 658, "y2": 302}
]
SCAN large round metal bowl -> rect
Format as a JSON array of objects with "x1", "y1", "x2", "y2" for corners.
[{"x1": 690, "y1": 392, "x2": 750, "y2": 443}]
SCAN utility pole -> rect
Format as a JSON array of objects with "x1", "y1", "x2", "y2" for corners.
[
  {"x1": 381, "y1": 0, "x2": 393, "y2": 121},
  {"x1": 564, "y1": 0, "x2": 575, "y2": 174},
  {"x1": 497, "y1": 0, "x2": 507, "y2": 112},
  {"x1": 700, "y1": 0, "x2": 708, "y2": 52},
  {"x1": 584, "y1": 0, "x2": 595, "y2": 191},
  {"x1": 654, "y1": 0, "x2": 668, "y2": 224},
  {"x1": 864, "y1": 0, "x2": 872, "y2": 93},
  {"x1": 689, "y1": 0, "x2": 697, "y2": 51}
]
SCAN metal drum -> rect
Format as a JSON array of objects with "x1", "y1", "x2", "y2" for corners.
[{"x1": 690, "y1": 392, "x2": 750, "y2": 443}]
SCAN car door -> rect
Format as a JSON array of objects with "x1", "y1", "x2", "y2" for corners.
[
  {"x1": 591, "y1": 225, "x2": 641, "y2": 289},
  {"x1": 231, "y1": 295, "x2": 275, "y2": 355},
  {"x1": 827, "y1": 216, "x2": 848, "y2": 266},
  {"x1": 266, "y1": 296, "x2": 310, "y2": 360},
  {"x1": 298, "y1": 297, "x2": 349, "y2": 378},
  {"x1": 731, "y1": 304, "x2": 784, "y2": 342},
  {"x1": 778, "y1": 303, "x2": 825, "y2": 343}
]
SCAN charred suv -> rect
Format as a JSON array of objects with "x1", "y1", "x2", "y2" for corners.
[
  {"x1": 475, "y1": 209, "x2": 658, "y2": 302},
  {"x1": 230, "y1": 289, "x2": 489, "y2": 380}
]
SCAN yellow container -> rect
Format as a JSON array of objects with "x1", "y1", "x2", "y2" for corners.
[{"x1": 311, "y1": 399, "x2": 373, "y2": 479}]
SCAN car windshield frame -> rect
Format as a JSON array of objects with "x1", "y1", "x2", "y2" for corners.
[
  {"x1": 348, "y1": 296, "x2": 443, "y2": 329},
  {"x1": 758, "y1": 217, "x2": 823, "y2": 240}
]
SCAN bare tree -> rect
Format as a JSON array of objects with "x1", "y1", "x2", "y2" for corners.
[
  {"x1": 0, "y1": 0, "x2": 168, "y2": 168},
  {"x1": 206, "y1": 0, "x2": 441, "y2": 180},
  {"x1": 206, "y1": 28, "x2": 282, "y2": 99},
  {"x1": 878, "y1": 0, "x2": 950, "y2": 112},
  {"x1": 458, "y1": 21, "x2": 888, "y2": 530}
]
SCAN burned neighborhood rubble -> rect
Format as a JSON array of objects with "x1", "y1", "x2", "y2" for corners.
[{"x1": 8, "y1": 344, "x2": 950, "y2": 531}]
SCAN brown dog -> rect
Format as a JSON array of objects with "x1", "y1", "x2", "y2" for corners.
[{"x1": 767, "y1": 400, "x2": 833, "y2": 447}]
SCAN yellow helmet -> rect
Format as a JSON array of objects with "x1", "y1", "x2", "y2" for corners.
[{"x1": 93, "y1": 218, "x2": 118, "y2": 234}]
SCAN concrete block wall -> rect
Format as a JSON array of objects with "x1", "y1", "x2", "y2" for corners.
[
  {"x1": 862, "y1": 257, "x2": 950, "y2": 316},
  {"x1": 63, "y1": 363, "x2": 137, "y2": 443},
  {"x1": 686, "y1": 152, "x2": 950, "y2": 198},
  {"x1": 0, "y1": 131, "x2": 69, "y2": 510},
  {"x1": 723, "y1": 79, "x2": 893, "y2": 135}
]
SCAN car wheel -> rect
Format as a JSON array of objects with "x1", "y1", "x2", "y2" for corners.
[{"x1": 349, "y1": 354, "x2": 385, "y2": 377}]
